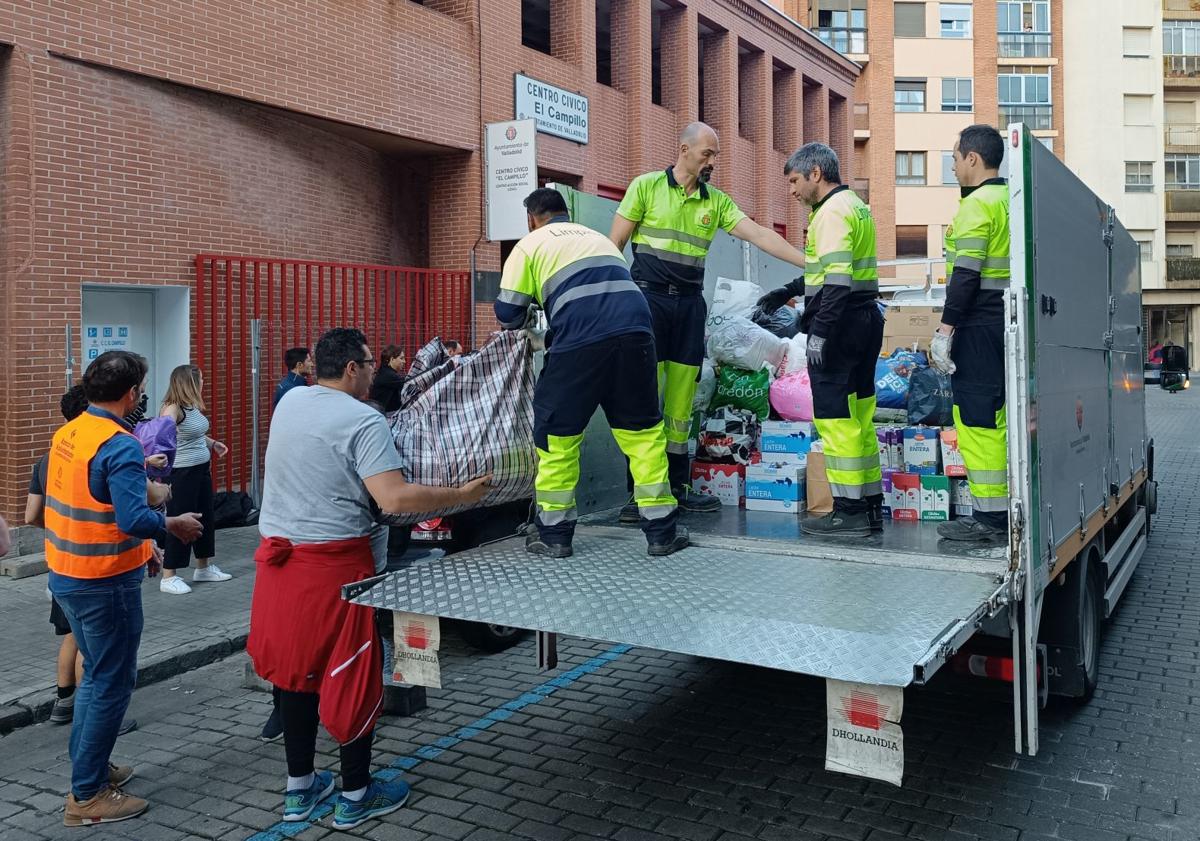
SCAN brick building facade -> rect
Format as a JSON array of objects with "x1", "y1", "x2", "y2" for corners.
[{"x1": 0, "y1": 1, "x2": 857, "y2": 521}]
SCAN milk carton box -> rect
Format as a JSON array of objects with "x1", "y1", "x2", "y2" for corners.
[
  {"x1": 691, "y1": 462, "x2": 745, "y2": 507},
  {"x1": 760, "y1": 420, "x2": 815, "y2": 457},
  {"x1": 889, "y1": 427, "x2": 904, "y2": 470},
  {"x1": 877, "y1": 428, "x2": 891, "y2": 469},
  {"x1": 903, "y1": 427, "x2": 942, "y2": 475},
  {"x1": 940, "y1": 428, "x2": 967, "y2": 477},
  {"x1": 881, "y1": 468, "x2": 898, "y2": 517},
  {"x1": 891, "y1": 473, "x2": 921, "y2": 521},
  {"x1": 745, "y1": 460, "x2": 806, "y2": 513},
  {"x1": 950, "y1": 478, "x2": 973, "y2": 516},
  {"x1": 920, "y1": 474, "x2": 951, "y2": 521}
]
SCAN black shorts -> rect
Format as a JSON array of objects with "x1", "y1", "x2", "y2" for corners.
[{"x1": 50, "y1": 596, "x2": 72, "y2": 636}]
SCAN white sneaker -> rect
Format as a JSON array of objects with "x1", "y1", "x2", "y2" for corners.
[
  {"x1": 193, "y1": 564, "x2": 232, "y2": 583},
  {"x1": 160, "y1": 576, "x2": 192, "y2": 595}
]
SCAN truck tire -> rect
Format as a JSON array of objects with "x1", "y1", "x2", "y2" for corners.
[
  {"x1": 1041, "y1": 548, "x2": 1102, "y2": 702},
  {"x1": 457, "y1": 621, "x2": 530, "y2": 653},
  {"x1": 1076, "y1": 560, "x2": 1102, "y2": 704}
]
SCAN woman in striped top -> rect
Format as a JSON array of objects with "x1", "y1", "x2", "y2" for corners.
[{"x1": 159, "y1": 365, "x2": 230, "y2": 595}]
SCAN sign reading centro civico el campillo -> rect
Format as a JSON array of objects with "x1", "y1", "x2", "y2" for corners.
[{"x1": 514, "y1": 73, "x2": 589, "y2": 145}]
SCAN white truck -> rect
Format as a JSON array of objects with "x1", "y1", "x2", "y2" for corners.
[{"x1": 348, "y1": 126, "x2": 1156, "y2": 783}]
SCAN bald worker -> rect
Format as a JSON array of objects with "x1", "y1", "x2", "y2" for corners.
[{"x1": 610, "y1": 122, "x2": 808, "y2": 521}]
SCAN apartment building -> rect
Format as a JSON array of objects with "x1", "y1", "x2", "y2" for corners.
[
  {"x1": 769, "y1": 1, "x2": 1065, "y2": 283},
  {"x1": 1064, "y1": 2, "x2": 1168, "y2": 360},
  {"x1": 1155, "y1": 2, "x2": 1200, "y2": 364}
]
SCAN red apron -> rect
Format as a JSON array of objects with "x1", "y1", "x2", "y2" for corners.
[{"x1": 248, "y1": 535, "x2": 382, "y2": 745}]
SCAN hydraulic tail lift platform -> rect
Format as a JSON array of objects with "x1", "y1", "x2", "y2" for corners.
[{"x1": 347, "y1": 126, "x2": 1156, "y2": 783}]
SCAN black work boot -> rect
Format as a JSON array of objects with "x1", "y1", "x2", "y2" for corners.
[
  {"x1": 937, "y1": 517, "x2": 1005, "y2": 542},
  {"x1": 525, "y1": 533, "x2": 573, "y2": 558},
  {"x1": 618, "y1": 496, "x2": 640, "y2": 524},
  {"x1": 801, "y1": 510, "x2": 872, "y2": 538},
  {"x1": 647, "y1": 526, "x2": 690, "y2": 557},
  {"x1": 673, "y1": 485, "x2": 722, "y2": 513}
]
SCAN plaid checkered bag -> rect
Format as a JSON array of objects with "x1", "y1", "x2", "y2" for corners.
[{"x1": 380, "y1": 331, "x2": 536, "y2": 525}]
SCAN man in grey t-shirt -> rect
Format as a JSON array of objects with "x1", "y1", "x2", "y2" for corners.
[{"x1": 253, "y1": 327, "x2": 489, "y2": 831}]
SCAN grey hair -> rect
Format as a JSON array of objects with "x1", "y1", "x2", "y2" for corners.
[
  {"x1": 784, "y1": 142, "x2": 841, "y2": 184},
  {"x1": 680, "y1": 121, "x2": 717, "y2": 146}
]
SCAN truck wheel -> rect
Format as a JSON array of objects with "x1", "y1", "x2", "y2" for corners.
[
  {"x1": 457, "y1": 621, "x2": 530, "y2": 653},
  {"x1": 1075, "y1": 561, "x2": 1103, "y2": 704},
  {"x1": 1042, "y1": 549, "x2": 1103, "y2": 701}
]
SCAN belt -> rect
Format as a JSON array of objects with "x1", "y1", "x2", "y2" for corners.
[{"x1": 634, "y1": 280, "x2": 703, "y2": 297}]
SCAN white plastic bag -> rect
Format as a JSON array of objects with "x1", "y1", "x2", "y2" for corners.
[
  {"x1": 710, "y1": 278, "x2": 763, "y2": 320},
  {"x1": 706, "y1": 316, "x2": 787, "y2": 372},
  {"x1": 706, "y1": 278, "x2": 764, "y2": 345},
  {"x1": 693, "y1": 359, "x2": 717, "y2": 412},
  {"x1": 780, "y1": 333, "x2": 809, "y2": 376}
]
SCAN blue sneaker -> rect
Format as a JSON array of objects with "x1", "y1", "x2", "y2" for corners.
[
  {"x1": 330, "y1": 779, "x2": 411, "y2": 830},
  {"x1": 283, "y1": 770, "x2": 335, "y2": 822}
]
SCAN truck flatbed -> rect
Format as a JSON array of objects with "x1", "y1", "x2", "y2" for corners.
[{"x1": 351, "y1": 508, "x2": 1011, "y2": 687}]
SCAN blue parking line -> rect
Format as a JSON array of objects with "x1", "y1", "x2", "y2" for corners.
[{"x1": 245, "y1": 643, "x2": 632, "y2": 841}]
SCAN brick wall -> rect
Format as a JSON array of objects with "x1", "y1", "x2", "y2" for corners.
[
  {"x1": 0, "y1": 0, "x2": 859, "y2": 520},
  {"x1": 0, "y1": 55, "x2": 430, "y2": 518}
]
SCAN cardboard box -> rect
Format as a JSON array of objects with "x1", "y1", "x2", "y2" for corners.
[
  {"x1": 691, "y1": 462, "x2": 745, "y2": 507},
  {"x1": 951, "y1": 478, "x2": 973, "y2": 516},
  {"x1": 891, "y1": 472, "x2": 921, "y2": 521},
  {"x1": 883, "y1": 305, "x2": 943, "y2": 355},
  {"x1": 903, "y1": 427, "x2": 942, "y2": 475},
  {"x1": 805, "y1": 451, "x2": 833, "y2": 514},
  {"x1": 920, "y1": 474, "x2": 951, "y2": 521},
  {"x1": 940, "y1": 428, "x2": 966, "y2": 477},
  {"x1": 745, "y1": 461, "x2": 806, "y2": 513},
  {"x1": 760, "y1": 420, "x2": 816, "y2": 456}
]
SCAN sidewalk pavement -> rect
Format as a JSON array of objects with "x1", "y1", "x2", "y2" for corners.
[{"x1": 0, "y1": 526, "x2": 261, "y2": 733}]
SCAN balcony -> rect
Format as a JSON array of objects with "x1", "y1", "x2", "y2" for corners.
[
  {"x1": 1166, "y1": 123, "x2": 1200, "y2": 149},
  {"x1": 998, "y1": 32, "x2": 1052, "y2": 59},
  {"x1": 999, "y1": 105, "x2": 1053, "y2": 131},
  {"x1": 1167, "y1": 257, "x2": 1200, "y2": 289},
  {"x1": 854, "y1": 102, "x2": 870, "y2": 140},
  {"x1": 1165, "y1": 54, "x2": 1200, "y2": 86},
  {"x1": 1166, "y1": 189, "x2": 1200, "y2": 220},
  {"x1": 815, "y1": 28, "x2": 867, "y2": 58},
  {"x1": 1164, "y1": 0, "x2": 1200, "y2": 13}
]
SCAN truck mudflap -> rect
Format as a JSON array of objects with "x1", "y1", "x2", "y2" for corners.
[{"x1": 348, "y1": 525, "x2": 1010, "y2": 688}]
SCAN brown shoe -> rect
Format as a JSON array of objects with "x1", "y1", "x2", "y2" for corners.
[
  {"x1": 107, "y1": 762, "x2": 134, "y2": 787},
  {"x1": 64, "y1": 784, "x2": 147, "y2": 827}
]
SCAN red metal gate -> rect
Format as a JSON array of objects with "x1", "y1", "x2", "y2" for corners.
[{"x1": 194, "y1": 254, "x2": 472, "y2": 493}]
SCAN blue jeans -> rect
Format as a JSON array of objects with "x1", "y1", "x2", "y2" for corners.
[{"x1": 49, "y1": 566, "x2": 145, "y2": 800}]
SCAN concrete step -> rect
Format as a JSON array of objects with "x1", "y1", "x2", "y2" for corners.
[{"x1": 0, "y1": 551, "x2": 47, "y2": 580}]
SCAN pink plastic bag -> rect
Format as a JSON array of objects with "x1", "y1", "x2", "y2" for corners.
[{"x1": 769, "y1": 369, "x2": 814, "y2": 421}]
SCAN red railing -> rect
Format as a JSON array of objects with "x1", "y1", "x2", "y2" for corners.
[{"x1": 194, "y1": 255, "x2": 472, "y2": 493}]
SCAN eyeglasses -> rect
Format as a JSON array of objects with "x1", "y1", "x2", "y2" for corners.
[{"x1": 357, "y1": 357, "x2": 376, "y2": 367}]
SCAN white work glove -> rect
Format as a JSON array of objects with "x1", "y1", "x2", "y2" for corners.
[
  {"x1": 806, "y1": 335, "x2": 827, "y2": 369},
  {"x1": 931, "y1": 331, "x2": 956, "y2": 375},
  {"x1": 520, "y1": 305, "x2": 547, "y2": 353}
]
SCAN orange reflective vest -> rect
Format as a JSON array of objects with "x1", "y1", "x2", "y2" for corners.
[{"x1": 44, "y1": 412, "x2": 153, "y2": 578}]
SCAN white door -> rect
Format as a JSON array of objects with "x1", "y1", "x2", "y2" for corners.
[{"x1": 81, "y1": 288, "x2": 160, "y2": 409}]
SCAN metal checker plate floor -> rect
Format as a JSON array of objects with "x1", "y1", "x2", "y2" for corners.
[{"x1": 354, "y1": 529, "x2": 1007, "y2": 686}]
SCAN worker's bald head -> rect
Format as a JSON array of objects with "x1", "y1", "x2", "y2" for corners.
[
  {"x1": 677, "y1": 122, "x2": 721, "y2": 183},
  {"x1": 679, "y1": 121, "x2": 718, "y2": 147}
]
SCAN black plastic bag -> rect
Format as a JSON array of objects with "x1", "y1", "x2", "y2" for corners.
[
  {"x1": 751, "y1": 305, "x2": 800, "y2": 339},
  {"x1": 212, "y1": 491, "x2": 259, "y2": 529},
  {"x1": 907, "y1": 366, "x2": 954, "y2": 426}
]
